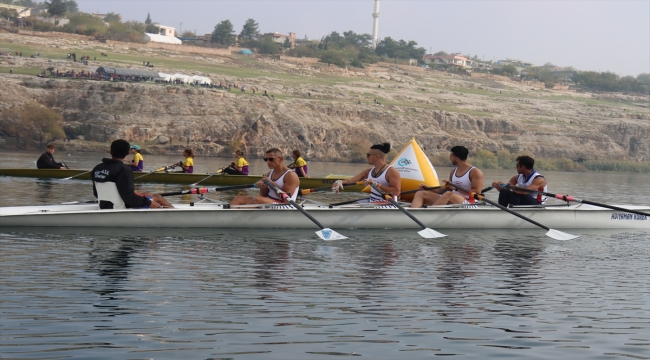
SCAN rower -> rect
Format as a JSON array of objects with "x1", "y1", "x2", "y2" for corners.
[
  {"x1": 410, "y1": 146, "x2": 484, "y2": 208},
  {"x1": 331, "y1": 142, "x2": 401, "y2": 203},
  {"x1": 91, "y1": 139, "x2": 173, "y2": 209},
  {"x1": 492, "y1": 155, "x2": 547, "y2": 206},
  {"x1": 36, "y1": 144, "x2": 68, "y2": 169},
  {"x1": 179, "y1": 148, "x2": 195, "y2": 173},
  {"x1": 230, "y1": 148, "x2": 299, "y2": 205},
  {"x1": 223, "y1": 150, "x2": 249, "y2": 175},
  {"x1": 288, "y1": 149, "x2": 308, "y2": 178},
  {"x1": 126, "y1": 145, "x2": 144, "y2": 171}
]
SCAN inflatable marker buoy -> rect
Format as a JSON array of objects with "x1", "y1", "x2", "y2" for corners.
[{"x1": 362, "y1": 137, "x2": 440, "y2": 201}]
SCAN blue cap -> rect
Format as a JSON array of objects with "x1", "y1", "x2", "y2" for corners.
[{"x1": 130, "y1": 145, "x2": 140, "y2": 150}]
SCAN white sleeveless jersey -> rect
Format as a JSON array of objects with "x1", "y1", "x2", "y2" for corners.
[
  {"x1": 267, "y1": 169, "x2": 298, "y2": 202},
  {"x1": 368, "y1": 165, "x2": 394, "y2": 202},
  {"x1": 451, "y1": 166, "x2": 476, "y2": 200},
  {"x1": 517, "y1": 171, "x2": 547, "y2": 204}
]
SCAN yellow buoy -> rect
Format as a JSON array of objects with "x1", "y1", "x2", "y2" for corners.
[{"x1": 362, "y1": 137, "x2": 440, "y2": 201}]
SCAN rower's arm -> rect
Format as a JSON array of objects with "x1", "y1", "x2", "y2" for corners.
[
  {"x1": 382, "y1": 167, "x2": 401, "y2": 196},
  {"x1": 281, "y1": 171, "x2": 300, "y2": 198},
  {"x1": 341, "y1": 168, "x2": 371, "y2": 185},
  {"x1": 469, "y1": 168, "x2": 485, "y2": 196}
]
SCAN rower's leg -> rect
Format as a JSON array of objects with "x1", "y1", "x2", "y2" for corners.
[
  {"x1": 230, "y1": 195, "x2": 255, "y2": 205},
  {"x1": 152, "y1": 194, "x2": 174, "y2": 208},
  {"x1": 498, "y1": 190, "x2": 513, "y2": 207},
  {"x1": 411, "y1": 191, "x2": 441, "y2": 208},
  {"x1": 249, "y1": 196, "x2": 276, "y2": 205},
  {"x1": 434, "y1": 192, "x2": 466, "y2": 205}
]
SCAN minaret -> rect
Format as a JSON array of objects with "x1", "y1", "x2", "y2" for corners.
[{"x1": 372, "y1": 0, "x2": 380, "y2": 48}]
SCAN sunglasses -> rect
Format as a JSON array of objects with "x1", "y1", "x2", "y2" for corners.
[
  {"x1": 366, "y1": 153, "x2": 377, "y2": 158},
  {"x1": 264, "y1": 157, "x2": 278, "y2": 162}
]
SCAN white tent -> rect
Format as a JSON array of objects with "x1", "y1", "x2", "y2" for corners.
[
  {"x1": 171, "y1": 73, "x2": 191, "y2": 83},
  {"x1": 144, "y1": 33, "x2": 182, "y2": 45},
  {"x1": 190, "y1": 75, "x2": 212, "y2": 85},
  {"x1": 157, "y1": 72, "x2": 173, "y2": 81}
]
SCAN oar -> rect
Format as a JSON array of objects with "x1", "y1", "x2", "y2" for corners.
[
  {"x1": 264, "y1": 179, "x2": 347, "y2": 241},
  {"x1": 400, "y1": 185, "x2": 442, "y2": 196},
  {"x1": 502, "y1": 184, "x2": 650, "y2": 217},
  {"x1": 62, "y1": 169, "x2": 92, "y2": 180},
  {"x1": 190, "y1": 167, "x2": 226, "y2": 186},
  {"x1": 370, "y1": 183, "x2": 446, "y2": 239},
  {"x1": 300, "y1": 181, "x2": 365, "y2": 196},
  {"x1": 447, "y1": 183, "x2": 578, "y2": 241},
  {"x1": 133, "y1": 164, "x2": 176, "y2": 180},
  {"x1": 159, "y1": 184, "x2": 256, "y2": 196}
]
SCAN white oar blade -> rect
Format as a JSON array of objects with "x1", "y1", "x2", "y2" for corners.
[
  {"x1": 317, "y1": 228, "x2": 347, "y2": 241},
  {"x1": 418, "y1": 228, "x2": 447, "y2": 239},
  {"x1": 546, "y1": 229, "x2": 579, "y2": 241}
]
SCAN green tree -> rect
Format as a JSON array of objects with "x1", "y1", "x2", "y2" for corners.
[
  {"x1": 63, "y1": 0, "x2": 78, "y2": 13},
  {"x1": 282, "y1": 37, "x2": 291, "y2": 49},
  {"x1": 103, "y1": 12, "x2": 121, "y2": 23},
  {"x1": 239, "y1": 18, "x2": 259, "y2": 40},
  {"x1": 255, "y1": 36, "x2": 280, "y2": 55},
  {"x1": 434, "y1": 51, "x2": 448, "y2": 56},
  {"x1": 0, "y1": 102, "x2": 65, "y2": 147},
  {"x1": 45, "y1": 0, "x2": 67, "y2": 17},
  {"x1": 145, "y1": 12, "x2": 152, "y2": 25},
  {"x1": 145, "y1": 23, "x2": 159, "y2": 34},
  {"x1": 181, "y1": 30, "x2": 196, "y2": 38},
  {"x1": 211, "y1": 19, "x2": 235, "y2": 45},
  {"x1": 0, "y1": 8, "x2": 18, "y2": 21},
  {"x1": 637, "y1": 73, "x2": 650, "y2": 84}
]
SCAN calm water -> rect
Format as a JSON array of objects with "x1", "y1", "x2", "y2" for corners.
[{"x1": 1, "y1": 150, "x2": 649, "y2": 359}]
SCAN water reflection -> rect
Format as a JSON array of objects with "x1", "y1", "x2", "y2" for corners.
[
  {"x1": 253, "y1": 239, "x2": 293, "y2": 292},
  {"x1": 436, "y1": 244, "x2": 481, "y2": 291},
  {"x1": 86, "y1": 237, "x2": 148, "y2": 299},
  {"x1": 358, "y1": 240, "x2": 398, "y2": 289},
  {"x1": 35, "y1": 179, "x2": 57, "y2": 204},
  {"x1": 493, "y1": 237, "x2": 544, "y2": 297}
]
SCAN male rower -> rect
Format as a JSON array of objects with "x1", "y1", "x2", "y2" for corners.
[
  {"x1": 37, "y1": 144, "x2": 67, "y2": 169},
  {"x1": 492, "y1": 155, "x2": 547, "y2": 206},
  {"x1": 331, "y1": 142, "x2": 401, "y2": 202},
  {"x1": 91, "y1": 139, "x2": 173, "y2": 209},
  {"x1": 410, "y1": 146, "x2": 484, "y2": 208},
  {"x1": 230, "y1": 148, "x2": 300, "y2": 205}
]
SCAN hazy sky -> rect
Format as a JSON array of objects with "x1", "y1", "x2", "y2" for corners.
[{"x1": 77, "y1": 0, "x2": 649, "y2": 76}]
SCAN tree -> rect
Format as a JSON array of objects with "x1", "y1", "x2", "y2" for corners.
[
  {"x1": 434, "y1": 51, "x2": 448, "y2": 56},
  {"x1": 181, "y1": 30, "x2": 196, "y2": 38},
  {"x1": 45, "y1": 0, "x2": 67, "y2": 17},
  {"x1": 211, "y1": 19, "x2": 235, "y2": 45},
  {"x1": 0, "y1": 8, "x2": 18, "y2": 21},
  {"x1": 239, "y1": 18, "x2": 259, "y2": 40},
  {"x1": 103, "y1": 12, "x2": 121, "y2": 23},
  {"x1": 145, "y1": 22, "x2": 159, "y2": 34},
  {"x1": 255, "y1": 36, "x2": 280, "y2": 55},
  {"x1": 282, "y1": 37, "x2": 291, "y2": 49},
  {"x1": 63, "y1": 0, "x2": 78, "y2": 13},
  {"x1": 0, "y1": 102, "x2": 65, "y2": 147},
  {"x1": 145, "y1": 12, "x2": 152, "y2": 25},
  {"x1": 637, "y1": 73, "x2": 650, "y2": 84}
]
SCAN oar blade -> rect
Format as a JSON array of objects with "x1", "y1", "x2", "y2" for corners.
[
  {"x1": 418, "y1": 228, "x2": 447, "y2": 239},
  {"x1": 545, "y1": 229, "x2": 579, "y2": 241},
  {"x1": 316, "y1": 228, "x2": 348, "y2": 241}
]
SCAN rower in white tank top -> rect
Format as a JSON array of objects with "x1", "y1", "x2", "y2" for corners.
[
  {"x1": 368, "y1": 165, "x2": 395, "y2": 202},
  {"x1": 517, "y1": 170, "x2": 547, "y2": 204},
  {"x1": 267, "y1": 169, "x2": 298, "y2": 202},
  {"x1": 451, "y1": 166, "x2": 476, "y2": 202}
]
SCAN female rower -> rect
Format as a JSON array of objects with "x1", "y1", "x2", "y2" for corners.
[
  {"x1": 126, "y1": 145, "x2": 144, "y2": 171},
  {"x1": 223, "y1": 150, "x2": 249, "y2": 175},
  {"x1": 179, "y1": 148, "x2": 195, "y2": 173},
  {"x1": 288, "y1": 149, "x2": 308, "y2": 177},
  {"x1": 331, "y1": 142, "x2": 401, "y2": 203}
]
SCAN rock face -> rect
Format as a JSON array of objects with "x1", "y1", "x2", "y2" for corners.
[{"x1": 3, "y1": 77, "x2": 650, "y2": 161}]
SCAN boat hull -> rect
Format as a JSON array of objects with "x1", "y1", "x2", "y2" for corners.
[
  {"x1": 1, "y1": 203, "x2": 648, "y2": 230},
  {"x1": 0, "y1": 169, "x2": 362, "y2": 191}
]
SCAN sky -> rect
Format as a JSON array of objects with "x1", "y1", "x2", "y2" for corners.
[{"x1": 77, "y1": 0, "x2": 650, "y2": 76}]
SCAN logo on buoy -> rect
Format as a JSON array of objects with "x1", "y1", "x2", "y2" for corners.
[{"x1": 397, "y1": 158, "x2": 412, "y2": 166}]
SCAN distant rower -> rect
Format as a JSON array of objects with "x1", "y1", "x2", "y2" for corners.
[
  {"x1": 411, "y1": 146, "x2": 484, "y2": 208},
  {"x1": 289, "y1": 149, "x2": 309, "y2": 177},
  {"x1": 179, "y1": 148, "x2": 195, "y2": 173},
  {"x1": 126, "y1": 145, "x2": 144, "y2": 171},
  {"x1": 36, "y1": 144, "x2": 67, "y2": 169},
  {"x1": 332, "y1": 142, "x2": 401, "y2": 202},
  {"x1": 492, "y1": 155, "x2": 547, "y2": 206}
]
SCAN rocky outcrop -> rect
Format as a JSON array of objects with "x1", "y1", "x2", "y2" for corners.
[{"x1": 2, "y1": 76, "x2": 649, "y2": 161}]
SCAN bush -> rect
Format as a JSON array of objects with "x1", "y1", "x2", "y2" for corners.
[
  {"x1": 61, "y1": 13, "x2": 107, "y2": 36},
  {"x1": 285, "y1": 45, "x2": 316, "y2": 58},
  {"x1": 470, "y1": 149, "x2": 499, "y2": 169}
]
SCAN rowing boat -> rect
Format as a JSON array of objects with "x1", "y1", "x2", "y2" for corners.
[
  {"x1": 1, "y1": 202, "x2": 648, "y2": 230},
  {"x1": 0, "y1": 168, "x2": 362, "y2": 191}
]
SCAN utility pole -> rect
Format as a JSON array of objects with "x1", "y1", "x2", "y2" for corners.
[
  {"x1": 180, "y1": 22, "x2": 183, "y2": 36},
  {"x1": 372, "y1": 0, "x2": 380, "y2": 48}
]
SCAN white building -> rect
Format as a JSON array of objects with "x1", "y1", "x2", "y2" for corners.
[
  {"x1": 144, "y1": 33, "x2": 182, "y2": 45},
  {"x1": 157, "y1": 25, "x2": 175, "y2": 37},
  {"x1": 0, "y1": 3, "x2": 31, "y2": 18}
]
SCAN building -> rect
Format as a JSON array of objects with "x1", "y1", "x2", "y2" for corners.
[
  {"x1": 90, "y1": 13, "x2": 122, "y2": 21},
  {"x1": 422, "y1": 54, "x2": 468, "y2": 68},
  {"x1": 144, "y1": 33, "x2": 182, "y2": 45},
  {"x1": 157, "y1": 25, "x2": 175, "y2": 37},
  {"x1": 34, "y1": 16, "x2": 70, "y2": 26},
  {"x1": 0, "y1": 3, "x2": 31, "y2": 18},
  {"x1": 259, "y1": 32, "x2": 296, "y2": 48},
  {"x1": 497, "y1": 59, "x2": 534, "y2": 68}
]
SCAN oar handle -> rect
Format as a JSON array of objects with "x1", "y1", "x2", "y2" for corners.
[
  {"x1": 300, "y1": 181, "x2": 364, "y2": 195},
  {"x1": 264, "y1": 179, "x2": 327, "y2": 230},
  {"x1": 159, "y1": 183, "x2": 257, "y2": 197},
  {"x1": 62, "y1": 169, "x2": 92, "y2": 180}
]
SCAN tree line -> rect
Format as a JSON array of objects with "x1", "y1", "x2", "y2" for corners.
[{"x1": 210, "y1": 18, "x2": 426, "y2": 68}]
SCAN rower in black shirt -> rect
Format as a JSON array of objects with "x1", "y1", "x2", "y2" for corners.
[
  {"x1": 91, "y1": 139, "x2": 173, "y2": 209},
  {"x1": 37, "y1": 144, "x2": 68, "y2": 169}
]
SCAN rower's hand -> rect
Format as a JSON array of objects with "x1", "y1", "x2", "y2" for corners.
[
  {"x1": 148, "y1": 200, "x2": 162, "y2": 209},
  {"x1": 442, "y1": 180, "x2": 453, "y2": 189},
  {"x1": 231, "y1": 162, "x2": 236, "y2": 167},
  {"x1": 492, "y1": 181, "x2": 504, "y2": 190},
  {"x1": 257, "y1": 177, "x2": 270, "y2": 189},
  {"x1": 418, "y1": 183, "x2": 427, "y2": 190},
  {"x1": 331, "y1": 180, "x2": 344, "y2": 193}
]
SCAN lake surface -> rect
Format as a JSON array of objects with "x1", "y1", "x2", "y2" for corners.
[{"x1": 1, "y1": 150, "x2": 649, "y2": 359}]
